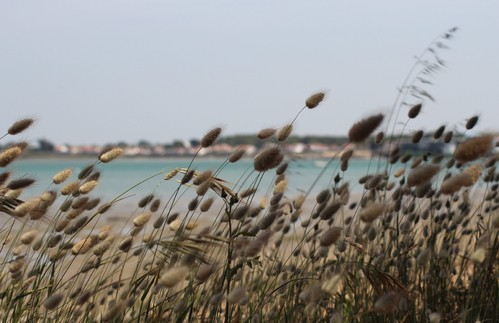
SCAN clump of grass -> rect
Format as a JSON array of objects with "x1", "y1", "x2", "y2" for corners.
[{"x1": 0, "y1": 27, "x2": 497, "y2": 323}]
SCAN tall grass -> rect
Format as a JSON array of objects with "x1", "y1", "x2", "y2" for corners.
[{"x1": 0, "y1": 27, "x2": 497, "y2": 322}]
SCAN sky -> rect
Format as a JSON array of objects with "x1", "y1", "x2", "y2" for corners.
[{"x1": 1, "y1": 1, "x2": 498, "y2": 145}]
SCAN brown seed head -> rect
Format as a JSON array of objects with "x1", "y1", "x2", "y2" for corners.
[
  {"x1": 374, "y1": 292, "x2": 400, "y2": 314},
  {"x1": 254, "y1": 147, "x2": 284, "y2": 172},
  {"x1": 407, "y1": 165, "x2": 440, "y2": 187},
  {"x1": 408, "y1": 103, "x2": 422, "y2": 119},
  {"x1": 160, "y1": 266, "x2": 189, "y2": 288},
  {"x1": 0, "y1": 147, "x2": 23, "y2": 167},
  {"x1": 8, "y1": 118, "x2": 34, "y2": 135},
  {"x1": 412, "y1": 130, "x2": 424, "y2": 143},
  {"x1": 227, "y1": 286, "x2": 247, "y2": 304},
  {"x1": 78, "y1": 165, "x2": 94, "y2": 180},
  {"x1": 277, "y1": 124, "x2": 293, "y2": 142},
  {"x1": 200, "y1": 197, "x2": 215, "y2": 212},
  {"x1": 43, "y1": 293, "x2": 64, "y2": 310},
  {"x1": 433, "y1": 125, "x2": 446, "y2": 139},
  {"x1": 319, "y1": 227, "x2": 342, "y2": 247},
  {"x1": 138, "y1": 194, "x2": 154, "y2": 208},
  {"x1": 7, "y1": 178, "x2": 35, "y2": 190},
  {"x1": 348, "y1": 114, "x2": 384, "y2": 143},
  {"x1": 201, "y1": 127, "x2": 222, "y2": 148},
  {"x1": 454, "y1": 135, "x2": 493, "y2": 163},
  {"x1": 360, "y1": 202, "x2": 385, "y2": 222},
  {"x1": 257, "y1": 128, "x2": 276, "y2": 140},
  {"x1": 305, "y1": 91, "x2": 326, "y2": 109},
  {"x1": 193, "y1": 170, "x2": 213, "y2": 185},
  {"x1": 466, "y1": 115, "x2": 479, "y2": 130},
  {"x1": 229, "y1": 146, "x2": 246, "y2": 163},
  {"x1": 440, "y1": 173, "x2": 474, "y2": 195}
]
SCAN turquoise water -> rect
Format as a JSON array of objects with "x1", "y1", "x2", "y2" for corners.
[{"x1": 5, "y1": 157, "x2": 388, "y2": 203}]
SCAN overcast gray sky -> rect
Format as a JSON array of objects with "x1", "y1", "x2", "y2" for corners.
[{"x1": 1, "y1": 1, "x2": 498, "y2": 145}]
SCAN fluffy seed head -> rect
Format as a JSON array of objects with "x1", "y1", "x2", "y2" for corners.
[
  {"x1": 412, "y1": 130, "x2": 424, "y2": 143},
  {"x1": 133, "y1": 212, "x2": 152, "y2": 227},
  {"x1": 319, "y1": 227, "x2": 342, "y2": 247},
  {"x1": 118, "y1": 237, "x2": 133, "y2": 252},
  {"x1": 408, "y1": 103, "x2": 422, "y2": 119},
  {"x1": 8, "y1": 118, "x2": 34, "y2": 135},
  {"x1": 93, "y1": 235, "x2": 115, "y2": 256},
  {"x1": 21, "y1": 230, "x2": 38, "y2": 245},
  {"x1": 193, "y1": 170, "x2": 213, "y2": 185},
  {"x1": 99, "y1": 147, "x2": 124, "y2": 163},
  {"x1": 201, "y1": 127, "x2": 222, "y2": 148},
  {"x1": 464, "y1": 164, "x2": 482, "y2": 183},
  {"x1": 454, "y1": 135, "x2": 493, "y2": 163},
  {"x1": 229, "y1": 146, "x2": 246, "y2": 163},
  {"x1": 7, "y1": 178, "x2": 35, "y2": 190},
  {"x1": 160, "y1": 266, "x2": 189, "y2": 288},
  {"x1": 257, "y1": 128, "x2": 276, "y2": 140},
  {"x1": 417, "y1": 248, "x2": 431, "y2": 267},
  {"x1": 277, "y1": 124, "x2": 293, "y2": 142},
  {"x1": 164, "y1": 168, "x2": 178, "y2": 180},
  {"x1": 43, "y1": 293, "x2": 64, "y2": 310},
  {"x1": 196, "y1": 263, "x2": 216, "y2": 283},
  {"x1": 196, "y1": 180, "x2": 211, "y2": 196},
  {"x1": 78, "y1": 165, "x2": 94, "y2": 180},
  {"x1": 440, "y1": 173, "x2": 474, "y2": 195},
  {"x1": 200, "y1": 197, "x2": 214, "y2": 212},
  {"x1": 360, "y1": 202, "x2": 385, "y2": 222},
  {"x1": 305, "y1": 91, "x2": 326, "y2": 109},
  {"x1": 227, "y1": 286, "x2": 247, "y2": 304},
  {"x1": 273, "y1": 179, "x2": 288, "y2": 194},
  {"x1": 180, "y1": 169, "x2": 195, "y2": 184},
  {"x1": 433, "y1": 125, "x2": 446, "y2": 139},
  {"x1": 61, "y1": 181, "x2": 79, "y2": 196},
  {"x1": 374, "y1": 292, "x2": 400, "y2": 314},
  {"x1": 79, "y1": 180, "x2": 98, "y2": 194},
  {"x1": 348, "y1": 114, "x2": 384, "y2": 143},
  {"x1": 169, "y1": 219, "x2": 182, "y2": 231},
  {"x1": 254, "y1": 147, "x2": 284, "y2": 172},
  {"x1": 466, "y1": 115, "x2": 479, "y2": 130},
  {"x1": 53, "y1": 169, "x2": 72, "y2": 184},
  {"x1": 72, "y1": 236, "x2": 98, "y2": 255},
  {"x1": 138, "y1": 194, "x2": 154, "y2": 208},
  {"x1": 149, "y1": 199, "x2": 161, "y2": 212},
  {"x1": 407, "y1": 165, "x2": 440, "y2": 187},
  {"x1": 14, "y1": 198, "x2": 38, "y2": 217},
  {"x1": 240, "y1": 188, "x2": 257, "y2": 199}
]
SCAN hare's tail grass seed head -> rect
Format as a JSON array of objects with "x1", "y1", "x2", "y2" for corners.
[
  {"x1": 7, "y1": 118, "x2": 35, "y2": 136},
  {"x1": 254, "y1": 147, "x2": 284, "y2": 172},
  {"x1": 305, "y1": 91, "x2": 326, "y2": 109},
  {"x1": 348, "y1": 113, "x2": 384, "y2": 143},
  {"x1": 0, "y1": 146, "x2": 23, "y2": 167},
  {"x1": 201, "y1": 127, "x2": 222, "y2": 148}
]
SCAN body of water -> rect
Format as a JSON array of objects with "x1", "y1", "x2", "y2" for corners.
[{"x1": 5, "y1": 157, "x2": 393, "y2": 205}]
